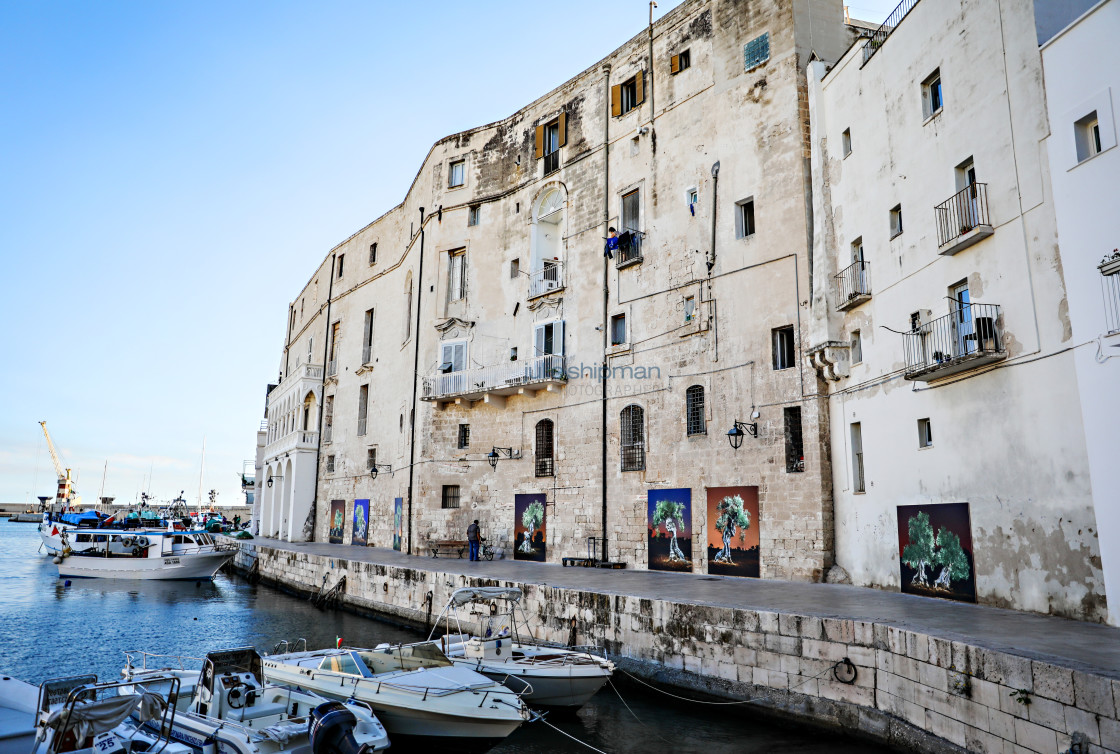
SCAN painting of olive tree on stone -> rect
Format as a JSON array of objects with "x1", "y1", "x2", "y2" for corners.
[
  {"x1": 706, "y1": 486, "x2": 760, "y2": 578},
  {"x1": 647, "y1": 488, "x2": 692, "y2": 572},
  {"x1": 897, "y1": 503, "x2": 975, "y2": 603},
  {"x1": 514, "y1": 493, "x2": 546, "y2": 562}
]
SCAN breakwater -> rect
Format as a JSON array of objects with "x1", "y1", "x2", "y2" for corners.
[{"x1": 232, "y1": 539, "x2": 1120, "y2": 754}]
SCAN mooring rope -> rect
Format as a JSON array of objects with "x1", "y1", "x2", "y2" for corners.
[
  {"x1": 617, "y1": 662, "x2": 837, "y2": 706},
  {"x1": 537, "y1": 717, "x2": 609, "y2": 753},
  {"x1": 607, "y1": 679, "x2": 675, "y2": 746}
]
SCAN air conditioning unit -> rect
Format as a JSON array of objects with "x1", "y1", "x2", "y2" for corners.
[{"x1": 909, "y1": 309, "x2": 932, "y2": 331}]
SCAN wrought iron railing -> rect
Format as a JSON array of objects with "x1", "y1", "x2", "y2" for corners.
[
  {"x1": 903, "y1": 303, "x2": 1004, "y2": 377},
  {"x1": 935, "y1": 183, "x2": 990, "y2": 248},
  {"x1": 529, "y1": 262, "x2": 564, "y2": 298},
  {"x1": 862, "y1": 0, "x2": 920, "y2": 64},
  {"x1": 535, "y1": 454, "x2": 554, "y2": 477},
  {"x1": 616, "y1": 231, "x2": 644, "y2": 267},
  {"x1": 543, "y1": 151, "x2": 559, "y2": 175},
  {"x1": 833, "y1": 260, "x2": 872, "y2": 309},
  {"x1": 422, "y1": 354, "x2": 566, "y2": 399}
]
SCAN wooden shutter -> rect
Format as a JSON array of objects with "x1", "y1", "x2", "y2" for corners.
[
  {"x1": 670, "y1": 54, "x2": 680, "y2": 74},
  {"x1": 610, "y1": 84, "x2": 622, "y2": 117},
  {"x1": 557, "y1": 112, "x2": 567, "y2": 148},
  {"x1": 635, "y1": 71, "x2": 645, "y2": 106},
  {"x1": 534, "y1": 125, "x2": 544, "y2": 159}
]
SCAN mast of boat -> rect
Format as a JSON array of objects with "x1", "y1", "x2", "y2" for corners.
[
  {"x1": 197, "y1": 437, "x2": 206, "y2": 510},
  {"x1": 96, "y1": 461, "x2": 107, "y2": 513}
]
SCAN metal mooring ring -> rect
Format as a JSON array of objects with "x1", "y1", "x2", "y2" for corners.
[{"x1": 833, "y1": 657, "x2": 857, "y2": 685}]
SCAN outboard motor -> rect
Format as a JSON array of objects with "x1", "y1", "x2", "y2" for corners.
[{"x1": 309, "y1": 701, "x2": 373, "y2": 754}]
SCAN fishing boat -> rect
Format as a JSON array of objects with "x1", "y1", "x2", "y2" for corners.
[
  {"x1": 0, "y1": 671, "x2": 191, "y2": 754},
  {"x1": 432, "y1": 587, "x2": 615, "y2": 708},
  {"x1": 121, "y1": 647, "x2": 390, "y2": 753},
  {"x1": 263, "y1": 641, "x2": 530, "y2": 750},
  {"x1": 54, "y1": 529, "x2": 235, "y2": 580}
]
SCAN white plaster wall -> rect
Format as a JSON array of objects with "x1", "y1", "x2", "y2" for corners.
[{"x1": 1041, "y1": 0, "x2": 1120, "y2": 625}]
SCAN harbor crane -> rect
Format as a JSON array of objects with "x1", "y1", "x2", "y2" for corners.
[{"x1": 39, "y1": 421, "x2": 76, "y2": 508}]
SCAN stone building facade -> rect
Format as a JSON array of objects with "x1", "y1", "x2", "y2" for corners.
[{"x1": 257, "y1": 0, "x2": 854, "y2": 581}]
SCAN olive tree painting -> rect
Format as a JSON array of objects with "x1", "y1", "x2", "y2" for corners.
[
  {"x1": 647, "y1": 488, "x2": 692, "y2": 572},
  {"x1": 328, "y1": 499, "x2": 346, "y2": 545},
  {"x1": 392, "y1": 497, "x2": 403, "y2": 551},
  {"x1": 897, "y1": 503, "x2": 975, "y2": 603},
  {"x1": 351, "y1": 499, "x2": 369, "y2": 546},
  {"x1": 706, "y1": 486, "x2": 760, "y2": 577},
  {"x1": 514, "y1": 494, "x2": 547, "y2": 561}
]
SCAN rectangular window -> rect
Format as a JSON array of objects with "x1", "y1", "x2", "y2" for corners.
[
  {"x1": 842, "y1": 128, "x2": 852, "y2": 157},
  {"x1": 684, "y1": 296, "x2": 696, "y2": 323},
  {"x1": 357, "y1": 385, "x2": 368, "y2": 436},
  {"x1": 326, "y1": 455, "x2": 335, "y2": 473},
  {"x1": 337, "y1": 254, "x2": 345, "y2": 278},
  {"x1": 890, "y1": 205, "x2": 903, "y2": 238},
  {"x1": 369, "y1": 242, "x2": 377, "y2": 265},
  {"x1": 448, "y1": 159, "x2": 465, "y2": 188},
  {"x1": 534, "y1": 320, "x2": 565, "y2": 357},
  {"x1": 510, "y1": 258, "x2": 520, "y2": 278},
  {"x1": 440, "y1": 340, "x2": 467, "y2": 373},
  {"x1": 671, "y1": 48, "x2": 691, "y2": 74},
  {"x1": 622, "y1": 189, "x2": 640, "y2": 233},
  {"x1": 448, "y1": 250, "x2": 466, "y2": 301},
  {"x1": 468, "y1": 205, "x2": 480, "y2": 227},
  {"x1": 772, "y1": 325, "x2": 795, "y2": 370},
  {"x1": 851, "y1": 329, "x2": 863, "y2": 364},
  {"x1": 922, "y1": 69, "x2": 943, "y2": 119},
  {"x1": 686, "y1": 385, "x2": 706, "y2": 436},
  {"x1": 323, "y1": 395, "x2": 333, "y2": 443},
  {"x1": 620, "y1": 76, "x2": 639, "y2": 115},
  {"x1": 1075, "y1": 111, "x2": 1103, "y2": 162},
  {"x1": 543, "y1": 121, "x2": 560, "y2": 174},
  {"x1": 457, "y1": 423, "x2": 470, "y2": 449},
  {"x1": 611, "y1": 314, "x2": 627, "y2": 346},
  {"x1": 851, "y1": 422, "x2": 865, "y2": 493},
  {"x1": 918, "y1": 418, "x2": 933, "y2": 448},
  {"x1": 736, "y1": 198, "x2": 756, "y2": 238},
  {"x1": 744, "y1": 32, "x2": 770, "y2": 71},
  {"x1": 362, "y1": 308, "x2": 374, "y2": 364},
  {"x1": 441, "y1": 485, "x2": 461, "y2": 509},
  {"x1": 367, "y1": 447, "x2": 376, "y2": 471},
  {"x1": 687, "y1": 188, "x2": 699, "y2": 208},
  {"x1": 784, "y1": 406, "x2": 804, "y2": 472},
  {"x1": 510, "y1": 346, "x2": 518, "y2": 361},
  {"x1": 327, "y1": 321, "x2": 340, "y2": 376}
]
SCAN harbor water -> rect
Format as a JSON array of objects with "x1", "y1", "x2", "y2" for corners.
[{"x1": 0, "y1": 523, "x2": 893, "y2": 752}]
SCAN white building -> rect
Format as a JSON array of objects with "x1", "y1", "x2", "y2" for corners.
[
  {"x1": 1039, "y1": 0, "x2": 1120, "y2": 625},
  {"x1": 806, "y1": 0, "x2": 1110, "y2": 622}
]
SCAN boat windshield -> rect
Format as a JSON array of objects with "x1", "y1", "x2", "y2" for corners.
[
  {"x1": 356, "y1": 643, "x2": 452, "y2": 675},
  {"x1": 318, "y1": 653, "x2": 366, "y2": 676}
]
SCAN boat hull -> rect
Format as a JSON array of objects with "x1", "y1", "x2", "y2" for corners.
[
  {"x1": 474, "y1": 664, "x2": 610, "y2": 708},
  {"x1": 57, "y1": 550, "x2": 233, "y2": 580}
]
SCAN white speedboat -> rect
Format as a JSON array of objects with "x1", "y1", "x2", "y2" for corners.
[
  {"x1": 55, "y1": 530, "x2": 235, "y2": 580},
  {"x1": 264, "y1": 642, "x2": 530, "y2": 750},
  {"x1": 432, "y1": 587, "x2": 615, "y2": 709},
  {"x1": 121, "y1": 647, "x2": 390, "y2": 753},
  {"x1": 0, "y1": 671, "x2": 191, "y2": 754}
]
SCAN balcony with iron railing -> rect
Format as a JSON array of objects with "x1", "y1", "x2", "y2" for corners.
[
  {"x1": 903, "y1": 302, "x2": 1006, "y2": 381},
  {"x1": 615, "y1": 231, "x2": 644, "y2": 269},
  {"x1": 935, "y1": 183, "x2": 993, "y2": 255},
  {"x1": 833, "y1": 261, "x2": 872, "y2": 311},
  {"x1": 528, "y1": 262, "x2": 564, "y2": 299},
  {"x1": 421, "y1": 354, "x2": 566, "y2": 405},
  {"x1": 862, "y1": 0, "x2": 919, "y2": 65}
]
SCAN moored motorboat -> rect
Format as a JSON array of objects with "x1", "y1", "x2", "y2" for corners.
[
  {"x1": 55, "y1": 529, "x2": 235, "y2": 580},
  {"x1": 432, "y1": 586, "x2": 615, "y2": 709},
  {"x1": 121, "y1": 647, "x2": 390, "y2": 753},
  {"x1": 263, "y1": 641, "x2": 530, "y2": 750}
]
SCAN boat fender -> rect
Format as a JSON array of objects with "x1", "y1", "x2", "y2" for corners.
[
  {"x1": 121, "y1": 536, "x2": 134, "y2": 548},
  {"x1": 137, "y1": 536, "x2": 150, "y2": 548},
  {"x1": 309, "y1": 701, "x2": 373, "y2": 754},
  {"x1": 201, "y1": 736, "x2": 217, "y2": 754}
]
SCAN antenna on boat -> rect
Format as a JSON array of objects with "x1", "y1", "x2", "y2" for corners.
[{"x1": 198, "y1": 437, "x2": 206, "y2": 509}]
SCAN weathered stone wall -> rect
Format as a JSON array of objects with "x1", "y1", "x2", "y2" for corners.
[{"x1": 235, "y1": 543, "x2": 1120, "y2": 754}]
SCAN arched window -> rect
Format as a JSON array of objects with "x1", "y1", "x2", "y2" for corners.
[
  {"x1": 686, "y1": 385, "x2": 706, "y2": 436},
  {"x1": 620, "y1": 405, "x2": 645, "y2": 471},
  {"x1": 535, "y1": 419, "x2": 555, "y2": 477}
]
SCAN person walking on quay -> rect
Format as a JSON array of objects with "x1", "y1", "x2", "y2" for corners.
[{"x1": 467, "y1": 519, "x2": 481, "y2": 561}]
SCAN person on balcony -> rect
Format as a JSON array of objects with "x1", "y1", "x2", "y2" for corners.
[{"x1": 604, "y1": 227, "x2": 618, "y2": 259}]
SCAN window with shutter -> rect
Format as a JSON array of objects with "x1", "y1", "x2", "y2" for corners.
[
  {"x1": 441, "y1": 341, "x2": 467, "y2": 372},
  {"x1": 534, "y1": 125, "x2": 544, "y2": 159},
  {"x1": 611, "y1": 84, "x2": 622, "y2": 117},
  {"x1": 357, "y1": 384, "x2": 368, "y2": 436},
  {"x1": 362, "y1": 308, "x2": 374, "y2": 364},
  {"x1": 448, "y1": 250, "x2": 466, "y2": 301}
]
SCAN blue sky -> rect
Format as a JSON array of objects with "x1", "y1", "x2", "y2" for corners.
[{"x1": 0, "y1": 0, "x2": 897, "y2": 508}]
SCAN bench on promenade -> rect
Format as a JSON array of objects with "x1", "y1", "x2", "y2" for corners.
[{"x1": 428, "y1": 539, "x2": 469, "y2": 558}]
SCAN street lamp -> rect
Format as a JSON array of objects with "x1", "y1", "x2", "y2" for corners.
[
  {"x1": 266, "y1": 473, "x2": 283, "y2": 488},
  {"x1": 726, "y1": 420, "x2": 758, "y2": 450},
  {"x1": 487, "y1": 447, "x2": 518, "y2": 469},
  {"x1": 369, "y1": 464, "x2": 392, "y2": 480}
]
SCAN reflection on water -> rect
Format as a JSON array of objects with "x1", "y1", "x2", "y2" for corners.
[{"x1": 0, "y1": 523, "x2": 893, "y2": 753}]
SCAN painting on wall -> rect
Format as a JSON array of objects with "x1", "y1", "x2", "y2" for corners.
[
  {"x1": 392, "y1": 497, "x2": 403, "y2": 551},
  {"x1": 705, "y1": 486, "x2": 760, "y2": 578},
  {"x1": 647, "y1": 488, "x2": 693, "y2": 572},
  {"x1": 352, "y1": 499, "x2": 369, "y2": 546},
  {"x1": 328, "y1": 499, "x2": 346, "y2": 545},
  {"x1": 514, "y1": 494, "x2": 546, "y2": 562},
  {"x1": 897, "y1": 502, "x2": 976, "y2": 603}
]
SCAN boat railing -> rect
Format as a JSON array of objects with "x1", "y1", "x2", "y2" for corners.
[
  {"x1": 43, "y1": 674, "x2": 181, "y2": 754},
  {"x1": 123, "y1": 650, "x2": 205, "y2": 672},
  {"x1": 271, "y1": 638, "x2": 308, "y2": 655}
]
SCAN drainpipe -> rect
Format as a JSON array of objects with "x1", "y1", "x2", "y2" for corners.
[
  {"x1": 648, "y1": 2, "x2": 656, "y2": 123},
  {"x1": 601, "y1": 64, "x2": 612, "y2": 563},
  {"x1": 710, "y1": 161, "x2": 720, "y2": 361},
  {"x1": 311, "y1": 253, "x2": 337, "y2": 542},
  {"x1": 405, "y1": 207, "x2": 426, "y2": 555}
]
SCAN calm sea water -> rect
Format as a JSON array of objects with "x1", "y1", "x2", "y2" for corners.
[{"x1": 0, "y1": 523, "x2": 892, "y2": 753}]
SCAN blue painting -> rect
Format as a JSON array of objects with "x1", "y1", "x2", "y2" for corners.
[
  {"x1": 352, "y1": 499, "x2": 369, "y2": 546},
  {"x1": 647, "y1": 488, "x2": 693, "y2": 572},
  {"x1": 393, "y1": 498, "x2": 403, "y2": 551}
]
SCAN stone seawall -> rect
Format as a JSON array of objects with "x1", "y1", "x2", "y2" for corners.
[{"x1": 233, "y1": 542, "x2": 1120, "y2": 754}]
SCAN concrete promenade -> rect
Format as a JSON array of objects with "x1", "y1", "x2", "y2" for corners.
[{"x1": 242, "y1": 537, "x2": 1120, "y2": 753}]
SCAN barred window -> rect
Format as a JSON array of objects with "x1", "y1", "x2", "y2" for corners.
[
  {"x1": 457, "y1": 423, "x2": 470, "y2": 449},
  {"x1": 326, "y1": 455, "x2": 335, "y2": 473},
  {"x1": 784, "y1": 406, "x2": 804, "y2": 473},
  {"x1": 441, "y1": 485, "x2": 460, "y2": 509},
  {"x1": 686, "y1": 385, "x2": 706, "y2": 435},
  {"x1": 535, "y1": 419, "x2": 554, "y2": 477},
  {"x1": 620, "y1": 404, "x2": 645, "y2": 472}
]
